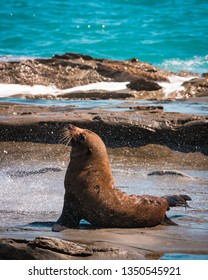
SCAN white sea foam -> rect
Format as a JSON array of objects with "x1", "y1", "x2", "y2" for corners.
[
  {"x1": 158, "y1": 75, "x2": 197, "y2": 97},
  {"x1": 61, "y1": 81, "x2": 129, "y2": 93},
  {"x1": 0, "y1": 77, "x2": 197, "y2": 99},
  {"x1": 0, "y1": 82, "x2": 129, "y2": 98},
  {"x1": 159, "y1": 55, "x2": 208, "y2": 74},
  {"x1": 0, "y1": 84, "x2": 59, "y2": 98},
  {"x1": 0, "y1": 55, "x2": 37, "y2": 62}
]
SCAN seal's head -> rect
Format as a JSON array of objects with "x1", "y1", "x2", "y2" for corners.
[{"x1": 62, "y1": 124, "x2": 107, "y2": 159}]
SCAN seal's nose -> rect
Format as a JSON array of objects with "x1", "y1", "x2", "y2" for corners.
[{"x1": 68, "y1": 124, "x2": 76, "y2": 130}]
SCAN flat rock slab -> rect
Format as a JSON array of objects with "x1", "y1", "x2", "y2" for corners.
[
  {"x1": 0, "y1": 225, "x2": 207, "y2": 260},
  {"x1": 0, "y1": 235, "x2": 144, "y2": 260}
]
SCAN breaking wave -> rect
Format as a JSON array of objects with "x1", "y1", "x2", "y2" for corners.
[{"x1": 159, "y1": 55, "x2": 208, "y2": 74}]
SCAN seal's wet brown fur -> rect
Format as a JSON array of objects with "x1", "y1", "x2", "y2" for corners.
[{"x1": 53, "y1": 125, "x2": 191, "y2": 231}]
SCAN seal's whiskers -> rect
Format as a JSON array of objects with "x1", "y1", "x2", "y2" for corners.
[{"x1": 60, "y1": 128, "x2": 72, "y2": 145}]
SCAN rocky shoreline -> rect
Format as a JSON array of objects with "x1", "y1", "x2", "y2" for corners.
[
  {"x1": 0, "y1": 53, "x2": 208, "y2": 259},
  {"x1": 0, "y1": 52, "x2": 207, "y2": 100},
  {"x1": 0, "y1": 102, "x2": 207, "y2": 155},
  {"x1": 0, "y1": 53, "x2": 208, "y2": 154}
]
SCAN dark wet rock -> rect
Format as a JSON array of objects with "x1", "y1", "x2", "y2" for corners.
[
  {"x1": 0, "y1": 236, "x2": 144, "y2": 260},
  {"x1": 53, "y1": 53, "x2": 95, "y2": 61},
  {"x1": 20, "y1": 111, "x2": 33, "y2": 115},
  {"x1": 147, "y1": 170, "x2": 193, "y2": 178},
  {"x1": 127, "y1": 78, "x2": 162, "y2": 91},
  {"x1": 58, "y1": 90, "x2": 134, "y2": 100},
  {"x1": 0, "y1": 103, "x2": 207, "y2": 154},
  {"x1": 129, "y1": 57, "x2": 139, "y2": 63},
  {"x1": 6, "y1": 167, "x2": 62, "y2": 178},
  {"x1": 130, "y1": 105, "x2": 164, "y2": 111}
]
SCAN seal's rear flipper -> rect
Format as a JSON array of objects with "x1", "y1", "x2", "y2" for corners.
[
  {"x1": 161, "y1": 215, "x2": 178, "y2": 226},
  {"x1": 163, "y1": 194, "x2": 191, "y2": 208}
]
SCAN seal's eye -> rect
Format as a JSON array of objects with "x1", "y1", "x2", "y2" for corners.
[{"x1": 78, "y1": 133, "x2": 86, "y2": 142}]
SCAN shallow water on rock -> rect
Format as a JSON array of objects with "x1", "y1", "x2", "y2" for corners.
[
  {"x1": 0, "y1": 158, "x2": 207, "y2": 229},
  {"x1": 161, "y1": 253, "x2": 208, "y2": 260},
  {"x1": 0, "y1": 161, "x2": 65, "y2": 227},
  {"x1": 0, "y1": 97, "x2": 208, "y2": 115}
]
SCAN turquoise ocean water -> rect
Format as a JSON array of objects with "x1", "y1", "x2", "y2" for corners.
[{"x1": 1, "y1": 0, "x2": 208, "y2": 74}]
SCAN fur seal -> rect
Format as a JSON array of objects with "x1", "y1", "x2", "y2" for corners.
[{"x1": 52, "y1": 125, "x2": 191, "y2": 231}]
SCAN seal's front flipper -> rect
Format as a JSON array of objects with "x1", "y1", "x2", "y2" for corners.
[
  {"x1": 163, "y1": 194, "x2": 192, "y2": 208},
  {"x1": 52, "y1": 199, "x2": 81, "y2": 231},
  {"x1": 161, "y1": 215, "x2": 178, "y2": 226}
]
